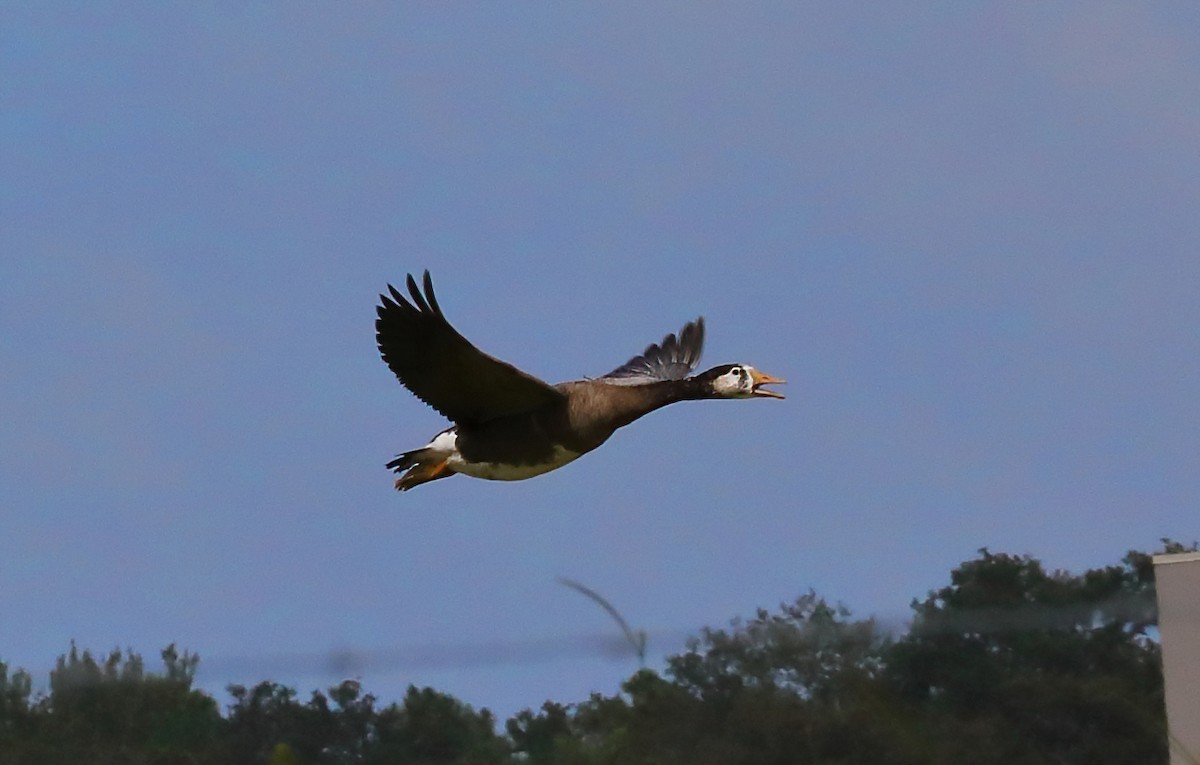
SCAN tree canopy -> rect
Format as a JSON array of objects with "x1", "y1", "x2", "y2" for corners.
[{"x1": 0, "y1": 544, "x2": 1185, "y2": 764}]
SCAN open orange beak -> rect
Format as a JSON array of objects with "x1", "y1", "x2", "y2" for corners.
[{"x1": 749, "y1": 369, "x2": 786, "y2": 399}]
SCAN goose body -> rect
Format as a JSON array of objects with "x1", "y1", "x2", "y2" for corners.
[{"x1": 377, "y1": 272, "x2": 784, "y2": 491}]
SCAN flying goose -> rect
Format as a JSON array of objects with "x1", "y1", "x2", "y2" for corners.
[{"x1": 376, "y1": 272, "x2": 784, "y2": 491}]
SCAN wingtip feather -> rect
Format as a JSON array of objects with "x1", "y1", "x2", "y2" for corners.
[
  {"x1": 386, "y1": 284, "x2": 407, "y2": 307},
  {"x1": 406, "y1": 273, "x2": 431, "y2": 313},
  {"x1": 422, "y1": 270, "x2": 443, "y2": 317}
]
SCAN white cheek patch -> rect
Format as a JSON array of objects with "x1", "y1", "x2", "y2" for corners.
[
  {"x1": 716, "y1": 367, "x2": 754, "y2": 397},
  {"x1": 716, "y1": 372, "x2": 739, "y2": 395}
]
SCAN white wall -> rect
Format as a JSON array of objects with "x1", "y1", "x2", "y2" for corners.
[{"x1": 1154, "y1": 552, "x2": 1200, "y2": 765}]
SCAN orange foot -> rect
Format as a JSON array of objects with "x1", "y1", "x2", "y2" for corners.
[{"x1": 395, "y1": 460, "x2": 455, "y2": 492}]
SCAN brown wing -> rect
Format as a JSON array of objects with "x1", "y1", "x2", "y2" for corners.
[
  {"x1": 376, "y1": 272, "x2": 566, "y2": 425},
  {"x1": 601, "y1": 317, "x2": 705, "y2": 384}
]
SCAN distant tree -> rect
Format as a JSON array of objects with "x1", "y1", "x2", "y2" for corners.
[
  {"x1": 511, "y1": 545, "x2": 1184, "y2": 765},
  {"x1": 368, "y1": 685, "x2": 509, "y2": 765},
  {"x1": 318, "y1": 679, "x2": 378, "y2": 764},
  {"x1": 222, "y1": 680, "x2": 510, "y2": 765},
  {"x1": 0, "y1": 543, "x2": 1185, "y2": 763},
  {"x1": 883, "y1": 547, "x2": 1175, "y2": 764},
  {"x1": 2, "y1": 643, "x2": 220, "y2": 765},
  {"x1": 511, "y1": 593, "x2": 909, "y2": 765},
  {"x1": 0, "y1": 659, "x2": 34, "y2": 749},
  {"x1": 667, "y1": 592, "x2": 883, "y2": 701},
  {"x1": 505, "y1": 700, "x2": 570, "y2": 763},
  {"x1": 661, "y1": 593, "x2": 906, "y2": 765},
  {"x1": 222, "y1": 681, "x2": 313, "y2": 764}
]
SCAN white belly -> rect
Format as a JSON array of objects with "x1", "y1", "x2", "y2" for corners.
[
  {"x1": 449, "y1": 445, "x2": 582, "y2": 481},
  {"x1": 420, "y1": 429, "x2": 582, "y2": 482}
]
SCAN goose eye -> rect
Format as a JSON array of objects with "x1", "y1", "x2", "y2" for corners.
[{"x1": 732, "y1": 368, "x2": 743, "y2": 377}]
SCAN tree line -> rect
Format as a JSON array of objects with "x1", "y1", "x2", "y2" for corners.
[{"x1": 0, "y1": 543, "x2": 1188, "y2": 764}]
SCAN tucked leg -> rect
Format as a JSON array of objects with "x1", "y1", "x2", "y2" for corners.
[{"x1": 395, "y1": 460, "x2": 456, "y2": 491}]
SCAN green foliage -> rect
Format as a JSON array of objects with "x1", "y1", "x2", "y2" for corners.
[
  {"x1": 370, "y1": 686, "x2": 509, "y2": 765},
  {"x1": 668, "y1": 592, "x2": 884, "y2": 700},
  {"x1": 0, "y1": 659, "x2": 35, "y2": 750},
  {"x1": 884, "y1": 548, "x2": 1170, "y2": 764},
  {"x1": 219, "y1": 679, "x2": 508, "y2": 765},
  {"x1": 0, "y1": 542, "x2": 1185, "y2": 763},
  {"x1": 513, "y1": 597, "x2": 915, "y2": 765},
  {"x1": 508, "y1": 545, "x2": 1179, "y2": 765},
  {"x1": 506, "y1": 701, "x2": 572, "y2": 764},
  {"x1": 0, "y1": 643, "x2": 220, "y2": 764}
]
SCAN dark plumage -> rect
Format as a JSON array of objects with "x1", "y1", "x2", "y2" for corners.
[{"x1": 376, "y1": 271, "x2": 784, "y2": 491}]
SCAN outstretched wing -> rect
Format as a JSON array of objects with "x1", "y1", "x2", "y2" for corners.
[
  {"x1": 600, "y1": 317, "x2": 705, "y2": 385},
  {"x1": 376, "y1": 272, "x2": 566, "y2": 425}
]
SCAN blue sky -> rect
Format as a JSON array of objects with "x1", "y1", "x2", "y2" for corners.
[{"x1": 3, "y1": 3, "x2": 1198, "y2": 717}]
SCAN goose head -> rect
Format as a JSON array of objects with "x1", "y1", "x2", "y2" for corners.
[{"x1": 698, "y1": 364, "x2": 786, "y2": 399}]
